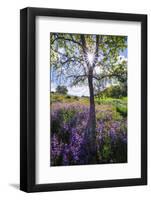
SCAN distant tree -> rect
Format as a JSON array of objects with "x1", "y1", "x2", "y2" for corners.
[
  {"x1": 50, "y1": 33, "x2": 127, "y2": 162},
  {"x1": 98, "y1": 85, "x2": 127, "y2": 99},
  {"x1": 56, "y1": 85, "x2": 68, "y2": 95}
]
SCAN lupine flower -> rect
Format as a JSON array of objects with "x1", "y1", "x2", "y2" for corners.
[{"x1": 50, "y1": 103, "x2": 127, "y2": 166}]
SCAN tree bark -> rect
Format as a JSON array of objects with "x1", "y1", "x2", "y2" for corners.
[
  {"x1": 87, "y1": 68, "x2": 96, "y2": 134},
  {"x1": 84, "y1": 68, "x2": 97, "y2": 164},
  {"x1": 80, "y1": 34, "x2": 97, "y2": 163}
]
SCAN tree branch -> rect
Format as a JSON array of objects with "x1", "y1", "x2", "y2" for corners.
[
  {"x1": 93, "y1": 35, "x2": 99, "y2": 67},
  {"x1": 51, "y1": 36, "x2": 82, "y2": 46},
  {"x1": 67, "y1": 74, "x2": 88, "y2": 79},
  {"x1": 51, "y1": 47, "x2": 84, "y2": 65},
  {"x1": 93, "y1": 73, "x2": 124, "y2": 81},
  {"x1": 66, "y1": 74, "x2": 87, "y2": 85}
]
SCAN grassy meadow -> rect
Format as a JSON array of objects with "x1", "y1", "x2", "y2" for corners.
[{"x1": 50, "y1": 92, "x2": 127, "y2": 166}]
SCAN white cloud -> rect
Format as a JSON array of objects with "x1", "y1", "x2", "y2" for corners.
[
  {"x1": 51, "y1": 82, "x2": 89, "y2": 97},
  {"x1": 67, "y1": 85, "x2": 89, "y2": 97},
  {"x1": 50, "y1": 82, "x2": 56, "y2": 92}
]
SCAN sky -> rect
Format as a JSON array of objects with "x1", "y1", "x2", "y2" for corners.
[
  {"x1": 51, "y1": 82, "x2": 90, "y2": 96},
  {"x1": 50, "y1": 36, "x2": 128, "y2": 97}
]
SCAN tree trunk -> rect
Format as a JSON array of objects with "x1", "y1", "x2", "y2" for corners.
[
  {"x1": 88, "y1": 68, "x2": 96, "y2": 134},
  {"x1": 80, "y1": 34, "x2": 97, "y2": 164},
  {"x1": 84, "y1": 68, "x2": 97, "y2": 163}
]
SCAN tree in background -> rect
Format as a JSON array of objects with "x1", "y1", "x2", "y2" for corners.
[
  {"x1": 56, "y1": 85, "x2": 68, "y2": 95},
  {"x1": 50, "y1": 33, "x2": 127, "y2": 163}
]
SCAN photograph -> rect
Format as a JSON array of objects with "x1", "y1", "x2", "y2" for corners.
[
  {"x1": 50, "y1": 33, "x2": 128, "y2": 166},
  {"x1": 20, "y1": 7, "x2": 147, "y2": 192}
]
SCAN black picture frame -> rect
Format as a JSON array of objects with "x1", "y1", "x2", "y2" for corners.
[{"x1": 20, "y1": 7, "x2": 147, "y2": 192}]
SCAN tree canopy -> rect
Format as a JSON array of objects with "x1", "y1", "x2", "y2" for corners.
[
  {"x1": 56, "y1": 85, "x2": 68, "y2": 95},
  {"x1": 50, "y1": 33, "x2": 127, "y2": 90}
]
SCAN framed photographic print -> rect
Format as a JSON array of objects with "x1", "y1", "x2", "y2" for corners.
[{"x1": 20, "y1": 7, "x2": 147, "y2": 192}]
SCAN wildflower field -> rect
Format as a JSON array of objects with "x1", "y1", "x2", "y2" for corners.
[{"x1": 50, "y1": 94, "x2": 127, "y2": 166}]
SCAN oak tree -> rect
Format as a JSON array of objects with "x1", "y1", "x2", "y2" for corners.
[{"x1": 50, "y1": 33, "x2": 127, "y2": 162}]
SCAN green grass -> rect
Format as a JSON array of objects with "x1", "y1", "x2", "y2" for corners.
[
  {"x1": 95, "y1": 97, "x2": 127, "y2": 117},
  {"x1": 51, "y1": 92, "x2": 127, "y2": 118},
  {"x1": 95, "y1": 97, "x2": 127, "y2": 105},
  {"x1": 50, "y1": 92, "x2": 89, "y2": 104},
  {"x1": 116, "y1": 104, "x2": 127, "y2": 117}
]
